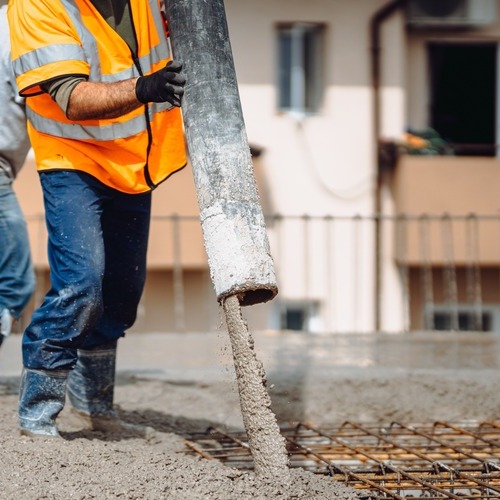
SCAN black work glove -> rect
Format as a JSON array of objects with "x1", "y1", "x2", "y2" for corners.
[{"x1": 135, "y1": 60, "x2": 186, "y2": 106}]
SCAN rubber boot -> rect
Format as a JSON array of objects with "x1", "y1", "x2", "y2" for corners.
[
  {"x1": 18, "y1": 368, "x2": 69, "y2": 438},
  {"x1": 0, "y1": 308, "x2": 12, "y2": 348},
  {"x1": 67, "y1": 343, "x2": 148, "y2": 435}
]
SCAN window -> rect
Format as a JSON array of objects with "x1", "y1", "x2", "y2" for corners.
[
  {"x1": 285, "y1": 307, "x2": 306, "y2": 331},
  {"x1": 277, "y1": 23, "x2": 325, "y2": 115},
  {"x1": 428, "y1": 304, "x2": 499, "y2": 331},
  {"x1": 280, "y1": 301, "x2": 319, "y2": 331},
  {"x1": 433, "y1": 311, "x2": 491, "y2": 331},
  {"x1": 428, "y1": 43, "x2": 496, "y2": 156}
]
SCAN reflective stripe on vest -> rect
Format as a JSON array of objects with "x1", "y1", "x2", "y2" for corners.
[
  {"x1": 148, "y1": 0, "x2": 168, "y2": 47},
  {"x1": 26, "y1": 101, "x2": 173, "y2": 141},
  {"x1": 101, "y1": 45, "x2": 167, "y2": 83},
  {"x1": 14, "y1": 42, "x2": 167, "y2": 85},
  {"x1": 61, "y1": 0, "x2": 101, "y2": 79},
  {"x1": 12, "y1": 44, "x2": 87, "y2": 77}
]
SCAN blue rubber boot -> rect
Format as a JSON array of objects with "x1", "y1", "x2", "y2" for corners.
[
  {"x1": 67, "y1": 343, "x2": 117, "y2": 427},
  {"x1": 18, "y1": 368, "x2": 69, "y2": 438},
  {"x1": 67, "y1": 343, "x2": 148, "y2": 435}
]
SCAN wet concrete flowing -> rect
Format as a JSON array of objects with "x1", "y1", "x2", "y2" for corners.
[{"x1": 222, "y1": 295, "x2": 291, "y2": 485}]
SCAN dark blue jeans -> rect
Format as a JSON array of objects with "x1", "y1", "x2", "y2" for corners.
[
  {"x1": 0, "y1": 170, "x2": 35, "y2": 319},
  {"x1": 23, "y1": 171, "x2": 151, "y2": 370}
]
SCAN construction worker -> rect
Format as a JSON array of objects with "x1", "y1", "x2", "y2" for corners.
[
  {"x1": 0, "y1": 2, "x2": 35, "y2": 349},
  {"x1": 8, "y1": 0, "x2": 187, "y2": 437}
]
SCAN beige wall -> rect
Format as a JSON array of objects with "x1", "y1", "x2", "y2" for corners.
[
  {"x1": 395, "y1": 156, "x2": 500, "y2": 216},
  {"x1": 223, "y1": 0, "x2": 398, "y2": 332},
  {"x1": 394, "y1": 156, "x2": 500, "y2": 265},
  {"x1": 227, "y1": 0, "x2": 384, "y2": 218}
]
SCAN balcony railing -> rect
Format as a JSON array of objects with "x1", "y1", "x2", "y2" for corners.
[{"x1": 23, "y1": 213, "x2": 500, "y2": 334}]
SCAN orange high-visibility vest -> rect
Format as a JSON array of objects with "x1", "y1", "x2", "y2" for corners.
[{"x1": 8, "y1": 0, "x2": 187, "y2": 194}]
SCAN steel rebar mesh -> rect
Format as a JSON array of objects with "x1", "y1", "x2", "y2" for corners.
[{"x1": 184, "y1": 420, "x2": 500, "y2": 499}]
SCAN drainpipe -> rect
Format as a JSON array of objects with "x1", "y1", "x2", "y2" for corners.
[{"x1": 370, "y1": 0, "x2": 407, "y2": 332}]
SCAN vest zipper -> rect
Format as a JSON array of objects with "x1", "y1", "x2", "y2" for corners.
[
  {"x1": 133, "y1": 56, "x2": 155, "y2": 190},
  {"x1": 128, "y1": 3, "x2": 156, "y2": 190}
]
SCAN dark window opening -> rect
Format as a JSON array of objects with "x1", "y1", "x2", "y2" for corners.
[
  {"x1": 433, "y1": 311, "x2": 492, "y2": 331},
  {"x1": 277, "y1": 23, "x2": 324, "y2": 114},
  {"x1": 429, "y1": 43, "x2": 496, "y2": 156},
  {"x1": 285, "y1": 308, "x2": 306, "y2": 331},
  {"x1": 281, "y1": 301, "x2": 318, "y2": 331}
]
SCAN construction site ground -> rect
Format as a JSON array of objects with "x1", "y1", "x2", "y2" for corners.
[{"x1": 0, "y1": 327, "x2": 499, "y2": 499}]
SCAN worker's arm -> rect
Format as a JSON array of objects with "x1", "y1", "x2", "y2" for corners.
[
  {"x1": 47, "y1": 61, "x2": 186, "y2": 121},
  {"x1": 67, "y1": 78, "x2": 141, "y2": 121}
]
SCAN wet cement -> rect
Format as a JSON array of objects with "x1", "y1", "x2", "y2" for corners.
[
  {"x1": 0, "y1": 375, "x2": 367, "y2": 499},
  {"x1": 222, "y1": 295, "x2": 290, "y2": 485},
  {"x1": 1, "y1": 330, "x2": 499, "y2": 498}
]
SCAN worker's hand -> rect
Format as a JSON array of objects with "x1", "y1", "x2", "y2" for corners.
[{"x1": 135, "y1": 60, "x2": 186, "y2": 106}]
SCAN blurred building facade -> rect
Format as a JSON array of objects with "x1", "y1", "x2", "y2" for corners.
[{"x1": 14, "y1": 0, "x2": 500, "y2": 333}]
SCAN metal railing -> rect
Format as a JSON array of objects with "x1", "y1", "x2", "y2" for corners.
[{"x1": 24, "y1": 213, "x2": 500, "y2": 333}]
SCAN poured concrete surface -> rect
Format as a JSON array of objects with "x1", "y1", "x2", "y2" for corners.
[
  {"x1": 0, "y1": 329, "x2": 499, "y2": 498},
  {"x1": 3, "y1": 329, "x2": 500, "y2": 376}
]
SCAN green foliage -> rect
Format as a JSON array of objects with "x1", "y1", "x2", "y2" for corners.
[{"x1": 402, "y1": 127, "x2": 454, "y2": 156}]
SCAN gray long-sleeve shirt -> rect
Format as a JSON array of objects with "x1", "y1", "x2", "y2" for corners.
[{"x1": 0, "y1": 5, "x2": 30, "y2": 180}]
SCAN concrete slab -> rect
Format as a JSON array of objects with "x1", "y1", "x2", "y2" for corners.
[{"x1": 2, "y1": 329, "x2": 500, "y2": 378}]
